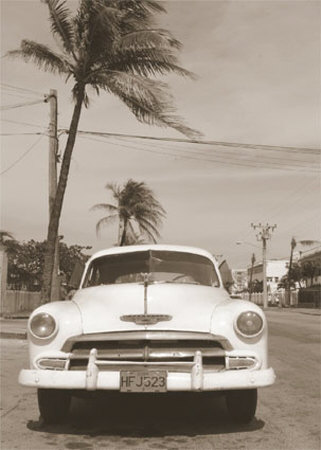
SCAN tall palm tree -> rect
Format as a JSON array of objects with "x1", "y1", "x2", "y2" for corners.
[
  {"x1": 92, "y1": 179, "x2": 166, "y2": 245},
  {"x1": 8, "y1": 0, "x2": 199, "y2": 300}
]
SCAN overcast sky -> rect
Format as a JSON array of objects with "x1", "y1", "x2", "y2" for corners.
[{"x1": 1, "y1": 0, "x2": 320, "y2": 268}]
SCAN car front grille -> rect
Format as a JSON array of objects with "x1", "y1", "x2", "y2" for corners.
[{"x1": 64, "y1": 332, "x2": 228, "y2": 372}]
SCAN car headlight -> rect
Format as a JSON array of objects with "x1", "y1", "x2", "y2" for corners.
[
  {"x1": 29, "y1": 312, "x2": 57, "y2": 339},
  {"x1": 235, "y1": 311, "x2": 263, "y2": 338}
]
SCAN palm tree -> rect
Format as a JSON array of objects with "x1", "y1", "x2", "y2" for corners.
[
  {"x1": 92, "y1": 179, "x2": 166, "y2": 245},
  {"x1": 8, "y1": 0, "x2": 199, "y2": 301}
]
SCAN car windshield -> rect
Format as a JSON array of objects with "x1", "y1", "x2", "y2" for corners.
[{"x1": 83, "y1": 250, "x2": 220, "y2": 287}]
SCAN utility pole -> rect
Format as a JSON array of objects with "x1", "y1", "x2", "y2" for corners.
[
  {"x1": 251, "y1": 223, "x2": 277, "y2": 308},
  {"x1": 45, "y1": 89, "x2": 60, "y2": 301},
  {"x1": 286, "y1": 237, "x2": 297, "y2": 307}
]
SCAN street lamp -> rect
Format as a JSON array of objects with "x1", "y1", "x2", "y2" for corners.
[{"x1": 236, "y1": 241, "x2": 260, "y2": 249}]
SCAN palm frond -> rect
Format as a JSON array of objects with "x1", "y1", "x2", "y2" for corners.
[
  {"x1": 102, "y1": 71, "x2": 201, "y2": 138},
  {"x1": 90, "y1": 203, "x2": 118, "y2": 213},
  {"x1": 138, "y1": 221, "x2": 160, "y2": 243},
  {"x1": 110, "y1": 47, "x2": 196, "y2": 79},
  {"x1": 8, "y1": 40, "x2": 71, "y2": 75},
  {"x1": 95, "y1": 214, "x2": 118, "y2": 235},
  {"x1": 110, "y1": 0, "x2": 165, "y2": 20},
  {"x1": 74, "y1": 1, "x2": 121, "y2": 65},
  {"x1": 299, "y1": 240, "x2": 320, "y2": 246},
  {"x1": 105, "y1": 182, "x2": 122, "y2": 200},
  {"x1": 117, "y1": 29, "x2": 182, "y2": 51},
  {"x1": 45, "y1": 0, "x2": 75, "y2": 55},
  {"x1": 137, "y1": 216, "x2": 162, "y2": 237}
]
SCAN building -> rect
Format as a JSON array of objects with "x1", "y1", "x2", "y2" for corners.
[
  {"x1": 299, "y1": 246, "x2": 321, "y2": 287},
  {"x1": 232, "y1": 269, "x2": 248, "y2": 293},
  {"x1": 247, "y1": 259, "x2": 289, "y2": 293}
]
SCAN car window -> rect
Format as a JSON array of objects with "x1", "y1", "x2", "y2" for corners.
[{"x1": 83, "y1": 250, "x2": 220, "y2": 288}]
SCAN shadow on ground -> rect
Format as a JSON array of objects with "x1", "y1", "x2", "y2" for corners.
[{"x1": 27, "y1": 393, "x2": 265, "y2": 437}]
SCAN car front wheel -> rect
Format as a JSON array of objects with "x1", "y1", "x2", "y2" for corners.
[
  {"x1": 37, "y1": 388, "x2": 71, "y2": 424},
  {"x1": 225, "y1": 389, "x2": 257, "y2": 424}
]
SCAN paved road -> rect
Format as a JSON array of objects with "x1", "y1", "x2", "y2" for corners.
[{"x1": 1, "y1": 309, "x2": 320, "y2": 450}]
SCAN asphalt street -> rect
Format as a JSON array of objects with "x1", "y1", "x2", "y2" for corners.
[{"x1": 1, "y1": 308, "x2": 320, "y2": 450}]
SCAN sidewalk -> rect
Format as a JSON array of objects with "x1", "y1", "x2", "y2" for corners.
[
  {"x1": 0, "y1": 307, "x2": 320, "y2": 340},
  {"x1": 0, "y1": 318, "x2": 28, "y2": 339},
  {"x1": 264, "y1": 307, "x2": 321, "y2": 316}
]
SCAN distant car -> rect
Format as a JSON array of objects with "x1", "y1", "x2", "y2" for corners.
[{"x1": 19, "y1": 245, "x2": 275, "y2": 424}]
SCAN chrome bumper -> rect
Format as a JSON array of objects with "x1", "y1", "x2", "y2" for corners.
[{"x1": 19, "y1": 348, "x2": 276, "y2": 391}]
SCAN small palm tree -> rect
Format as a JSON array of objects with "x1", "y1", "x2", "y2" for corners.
[
  {"x1": 8, "y1": 0, "x2": 199, "y2": 300},
  {"x1": 92, "y1": 179, "x2": 166, "y2": 245}
]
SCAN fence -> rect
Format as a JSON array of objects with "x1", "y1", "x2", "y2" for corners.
[
  {"x1": 242, "y1": 291, "x2": 299, "y2": 307},
  {"x1": 0, "y1": 290, "x2": 42, "y2": 316}
]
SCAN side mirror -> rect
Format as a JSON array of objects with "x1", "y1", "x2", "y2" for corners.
[{"x1": 68, "y1": 260, "x2": 85, "y2": 290}]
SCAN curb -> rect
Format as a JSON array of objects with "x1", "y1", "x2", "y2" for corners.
[{"x1": 0, "y1": 332, "x2": 27, "y2": 340}]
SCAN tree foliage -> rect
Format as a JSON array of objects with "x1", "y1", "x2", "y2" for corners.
[
  {"x1": 279, "y1": 259, "x2": 321, "y2": 289},
  {"x1": 6, "y1": 239, "x2": 90, "y2": 291}
]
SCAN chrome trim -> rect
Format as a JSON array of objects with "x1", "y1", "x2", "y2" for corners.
[
  {"x1": 120, "y1": 314, "x2": 172, "y2": 325},
  {"x1": 69, "y1": 347, "x2": 226, "y2": 360},
  {"x1": 36, "y1": 358, "x2": 68, "y2": 370},
  {"x1": 62, "y1": 331, "x2": 233, "y2": 352}
]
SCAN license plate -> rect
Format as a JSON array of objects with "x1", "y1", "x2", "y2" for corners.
[{"x1": 120, "y1": 370, "x2": 167, "y2": 392}]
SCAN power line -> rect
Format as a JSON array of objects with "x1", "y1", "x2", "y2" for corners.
[
  {"x1": 1, "y1": 118, "x2": 46, "y2": 129},
  {"x1": 78, "y1": 134, "x2": 320, "y2": 173},
  {"x1": 0, "y1": 135, "x2": 44, "y2": 176},
  {"x1": 118, "y1": 136, "x2": 319, "y2": 169},
  {"x1": 1, "y1": 99, "x2": 45, "y2": 111},
  {"x1": 69, "y1": 129, "x2": 321, "y2": 155},
  {"x1": 0, "y1": 132, "x2": 45, "y2": 136},
  {"x1": 124, "y1": 135, "x2": 319, "y2": 165},
  {"x1": 1, "y1": 90, "x2": 43, "y2": 100},
  {"x1": 0, "y1": 82, "x2": 44, "y2": 96}
]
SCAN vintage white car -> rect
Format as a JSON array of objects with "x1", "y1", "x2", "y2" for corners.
[{"x1": 19, "y1": 245, "x2": 275, "y2": 424}]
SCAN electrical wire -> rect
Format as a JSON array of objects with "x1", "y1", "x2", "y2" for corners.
[
  {"x1": 0, "y1": 135, "x2": 43, "y2": 176},
  {"x1": 0, "y1": 132, "x2": 45, "y2": 136},
  {"x1": 72, "y1": 129, "x2": 321, "y2": 155},
  {"x1": 1, "y1": 90, "x2": 43, "y2": 100},
  {"x1": 78, "y1": 134, "x2": 320, "y2": 173},
  {"x1": 0, "y1": 83, "x2": 44, "y2": 96},
  {"x1": 1, "y1": 118, "x2": 46, "y2": 129},
  {"x1": 1, "y1": 99, "x2": 45, "y2": 111},
  {"x1": 118, "y1": 136, "x2": 319, "y2": 169}
]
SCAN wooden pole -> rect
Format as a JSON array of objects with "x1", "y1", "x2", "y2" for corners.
[{"x1": 47, "y1": 89, "x2": 60, "y2": 302}]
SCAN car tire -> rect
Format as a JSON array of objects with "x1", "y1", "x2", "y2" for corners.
[
  {"x1": 37, "y1": 388, "x2": 71, "y2": 424},
  {"x1": 225, "y1": 389, "x2": 257, "y2": 424}
]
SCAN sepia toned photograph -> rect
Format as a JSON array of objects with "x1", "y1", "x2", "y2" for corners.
[{"x1": 1, "y1": 1, "x2": 320, "y2": 449}]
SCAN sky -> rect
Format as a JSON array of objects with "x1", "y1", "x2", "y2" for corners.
[{"x1": 1, "y1": 0, "x2": 320, "y2": 269}]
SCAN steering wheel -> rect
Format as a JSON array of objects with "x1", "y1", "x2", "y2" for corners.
[{"x1": 172, "y1": 274, "x2": 199, "y2": 284}]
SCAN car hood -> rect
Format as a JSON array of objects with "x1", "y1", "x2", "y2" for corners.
[{"x1": 72, "y1": 283, "x2": 229, "y2": 334}]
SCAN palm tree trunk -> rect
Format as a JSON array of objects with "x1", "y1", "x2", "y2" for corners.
[
  {"x1": 120, "y1": 218, "x2": 127, "y2": 246},
  {"x1": 41, "y1": 86, "x2": 85, "y2": 302}
]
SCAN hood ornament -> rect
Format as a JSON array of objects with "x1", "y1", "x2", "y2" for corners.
[{"x1": 120, "y1": 271, "x2": 172, "y2": 325}]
